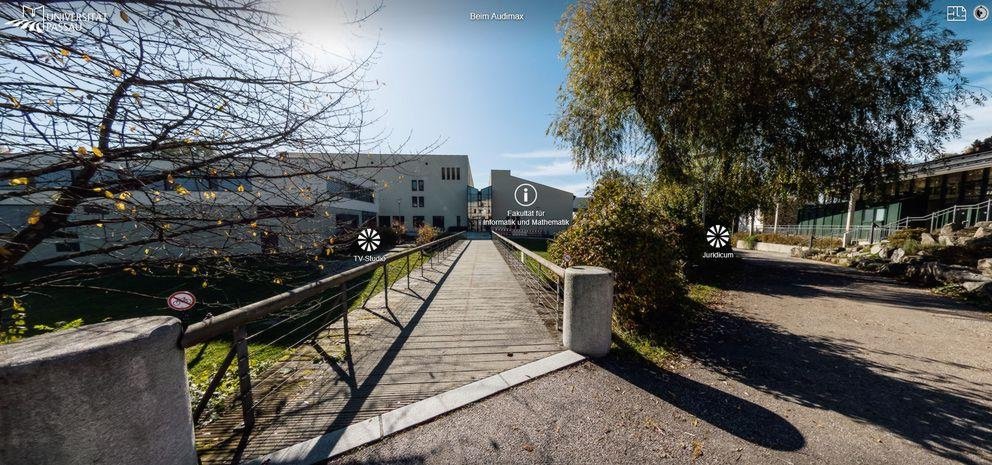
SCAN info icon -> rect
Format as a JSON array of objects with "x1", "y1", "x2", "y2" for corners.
[{"x1": 975, "y1": 5, "x2": 989, "y2": 21}]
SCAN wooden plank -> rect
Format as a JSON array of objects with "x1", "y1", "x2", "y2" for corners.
[{"x1": 196, "y1": 239, "x2": 561, "y2": 464}]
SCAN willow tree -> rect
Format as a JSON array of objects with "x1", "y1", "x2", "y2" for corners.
[{"x1": 552, "y1": 0, "x2": 982, "y2": 221}]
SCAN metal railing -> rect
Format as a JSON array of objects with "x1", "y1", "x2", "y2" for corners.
[
  {"x1": 180, "y1": 231, "x2": 464, "y2": 436},
  {"x1": 491, "y1": 231, "x2": 564, "y2": 330},
  {"x1": 759, "y1": 224, "x2": 896, "y2": 242},
  {"x1": 884, "y1": 199, "x2": 992, "y2": 231}
]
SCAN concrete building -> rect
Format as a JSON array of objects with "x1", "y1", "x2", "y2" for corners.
[{"x1": 488, "y1": 169, "x2": 574, "y2": 237}]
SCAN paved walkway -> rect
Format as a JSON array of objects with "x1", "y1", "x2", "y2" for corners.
[
  {"x1": 196, "y1": 239, "x2": 561, "y2": 464},
  {"x1": 328, "y1": 250, "x2": 992, "y2": 465}
]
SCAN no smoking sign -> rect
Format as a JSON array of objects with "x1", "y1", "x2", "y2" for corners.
[{"x1": 167, "y1": 291, "x2": 196, "y2": 311}]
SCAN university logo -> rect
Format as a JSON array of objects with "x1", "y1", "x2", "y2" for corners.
[
  {"x1": 5, "y1": 5, "x2": 45, "y2": 33},
  {"x1": 4, "y1": 5, "x2": 109, "y2": 34}
]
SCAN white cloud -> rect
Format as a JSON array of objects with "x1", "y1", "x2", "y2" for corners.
[
  {"x1": 518, "y1": 160, "x2": 579, "y2": 177},
  {"x1": 945, "y1": 104, "x2": 992, "y2": 152},
  {"x1": 553, "y1": 182, "x2": 592, "y2": 197},
  {"x1": 499, "y1": 149, "x2": 572, "y2": 159}
]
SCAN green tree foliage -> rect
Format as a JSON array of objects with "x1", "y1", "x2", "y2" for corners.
[
  {"x1": 963, "y1": 136, "x2": 992, "y2": 155},
  {"x1": 552, "y1": 0, "x2": 981, "y2": 199},
  {"x1": 549, "y1": 173, "x2": 685, "y2": 330}
]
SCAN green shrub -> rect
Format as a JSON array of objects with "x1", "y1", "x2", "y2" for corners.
[
  {"x1": 901, "y1": 239, "x2": 921, "y2": 255},
  {"x1": 549, "y1": 173, "x2": 685, "y2": 331},
  {"x1": 887, "y1": 227, "x2": 925, "y2": 244},
  {"x1": 749, "y1": 233, "x2": 841, "y2": 249},
  {"x1": 416, "y1": 225, "x2": 439, "y2": 245}
]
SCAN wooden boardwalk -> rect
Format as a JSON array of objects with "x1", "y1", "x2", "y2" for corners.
[{"x1": 197, "y1": 239, "x2": 561, "y2": 464}]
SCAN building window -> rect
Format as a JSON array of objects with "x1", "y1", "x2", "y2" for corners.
[
  {"x1": 432, "y1": 216, "x2": 445, "y2": 229},
  {"x1": 413, "y1": 216, "x2": 425, "y2": 228},
  {"x1": 442, "y1": 167, "x2": 460, "y2": 181},
  {"x1": 418, "y1": 180, "x2": 424, "y2": 191},
  {"x1": 378, "y1": 215, "x2": 390, "y2": 228},
  {"x1": 411, "y1": 196, "x2": 424, "y2": 208},
  {"x1": 328, "y1": 179, "x2": 374, "y2": 202},
  {"x1": 412, "y1": 179, "x2": 418, "y2": 191},
  {"x1": 411, "y1": 179, "x2": 424, "y2": 191}
]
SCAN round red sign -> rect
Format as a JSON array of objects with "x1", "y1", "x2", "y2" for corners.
[{"x1": 167, "y1": 291, "x2": 196, "y2": 311}]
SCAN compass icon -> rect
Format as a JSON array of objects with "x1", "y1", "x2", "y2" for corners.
[
  {"x1": 706, "y1": 225, "x2": 730, "y2": 248},
  {"x1": 357, "y1": 228, "x2": 381, "y2": 252}
]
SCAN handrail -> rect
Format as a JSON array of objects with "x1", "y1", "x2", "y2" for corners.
[
  {"x1": 180, "y1": 231, "x2": 465, "y2": 348},
  {"x1": 883, "y1": 199, "x2": 992, "y2": 228},
  {"x1": 491, "y1": 231, "x2": 564, "y2": 277}
]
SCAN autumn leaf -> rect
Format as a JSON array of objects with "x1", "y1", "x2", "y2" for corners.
[
  {"x1": 104, "y1": 190, "x2": 114, "y2": 199},
  {"x1": 91, "y1": 146, "x2": 104, "y2": 158},
  {"x1": 76, "y1": 146, "x2": 87, "y2": 156},
  {"x1": 272, "y1": 277, "x2": 284, "y2": 285},
  {"x1": 11, "y1": 299, "x2": 25, "y2": 312},
  {"x1": 59, "y1": 48, "x2": 70, "y2": 57},
  {"x1": 9, "y1": 177, "x2": 30, "y2": 186},
  {"x1": 26, "y1": 209, "x2": 41, "y2": 225},
  {"x1": 7, "y1": 96, "x2": 19, "y2": 108},
  {"x1": 82, "y1": 53, "x2": 91, "y2": 62},
  {"x1": 119, "y1": 10, "x2": 130, "y2": 23},
  {"x1": 111, "y1": 68, "x2": 123, "y2": 78},
  {"x1": 175, "y1": 185, "x2": 190, "y2": 196},
  {"x1": 114, "y1": 201, "x2": 126, "y2": 211},
  {"x1": 236, "y1": 184, "x2": 246, "y2": 192}
]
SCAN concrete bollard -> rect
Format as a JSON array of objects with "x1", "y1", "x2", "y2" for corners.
[
  {"x1": 563, "y1": 266, "x2": 614, "y2": 357},
  {"x1": 0, "y1": 316, "x2": 197, "y2": 465}
]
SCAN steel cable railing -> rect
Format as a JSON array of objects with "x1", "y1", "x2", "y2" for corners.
[
  {"x1": 491, "y1": 231, "x2": 563, "y2": 331},
  {"x1": 181, "y1": 231, "x2": 465, "y2": 438}
]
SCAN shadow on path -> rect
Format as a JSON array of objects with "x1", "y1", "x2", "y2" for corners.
[
  {"x1": 682, "y1": 253, "x2": 992, "y2": 464},
  {"x1": 596, "y1": 340, "x2": 805, "y2": 451}
]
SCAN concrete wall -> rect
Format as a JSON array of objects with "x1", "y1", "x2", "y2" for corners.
[
  {"x1": 0, "y1": 316, "x2": 197, "y2": 465},
  {"x1": 490, "y1": 170, "x2": 573, "y2": 236},
  {"x1": 360, "y1": 154, "x2": 471, "y2": 233},
  {"x1": 735, "y1": 240, "x2": 808, "y2": 255}
]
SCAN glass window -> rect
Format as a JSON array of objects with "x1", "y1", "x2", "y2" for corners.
[
  {"x1": 418, "y1": 180, "x2": 424, "y2": 191},
  {"x1": 413, "y1": 216, "x2": 425, "y2": 228},
  {"x1": 456, "y1": 167, "x2": 460, "y2": 180},
  {"x1": 412, "y1": 179, "x2": 418, "y2": 191}
]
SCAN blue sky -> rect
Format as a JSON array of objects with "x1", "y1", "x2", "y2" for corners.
[{"x1": 287, "y1": 1, "x2": 992, "y2": 195}]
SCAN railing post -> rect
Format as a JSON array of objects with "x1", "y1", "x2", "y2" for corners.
[
  {"x1": 382, "y1": 261, "x2": 389, "y2": 309},
  {"x1": 233, "y1": 325, "x2": 255, "y2": 430},
  {"x1": 406, "y1": 254, "x2": 410, "y2": 289},
  {"x1": 562, "y1": 266, "x2": 613, "y2": 357},
  {"x1": 0, "y1": 317, "x2": 197, "y2": 465}
]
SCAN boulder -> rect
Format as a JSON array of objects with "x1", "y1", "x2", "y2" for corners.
[
  {"x1": 978, "y1": 258, "x2": 992, "y2": 277},
  {"x1": 975, "y1": 221, "x2": 992, "y2": 229},
  {"x1": 920, "y1": 233, "x2": 937, "y2": 247},
  {"x1": 890, "y1": 248, "x2": 906, "y2": 263},
  {"x1": 939, "y1": 223, "x2": 961, "y2": 236},
  {"x1": 937, "y1": 264, "x2": 992, "y2": 285},
  {"x1": 877, "y1": 245, "x2": 890, "y2": 260},
  {"x1": 975, "y1": 227, "x2": 992, "y2": 239},
  {"x1": 956, "y1": 236, "x2": 972, "y2": 246},
  {"x1": 939, "y1": 235, "x2": 955, "y2": 247},
  {"x1": 870, "y1": 244, "x2": 882, "y2": 255}
]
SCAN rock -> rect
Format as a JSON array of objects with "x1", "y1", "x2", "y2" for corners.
[
  {"x1": 877, "y1": 245, "x2": 890, "y2": 260},
  {"x1": 905, "y1": 261, "x2": 941, "y2": 285},
  {"x1": 937, "y1": 264, "x2": 992, "y2": 285},
  {"x1": 975, "y1": 227, "x2": 991, "y2": 239},
  {"x1": 836, "y1": 258, "x2": 851, "y2": 267},
  {"x1": 956, "y1": 236, "x2": 972, "y2": 246},
  {"x1": 939, "y1": 223, "x2": 961, "y2": 236},
  {"x1": 890, "y1": 248, "x2": 906, "y2": 263},
  {"x1": 978, "y1": 258, "x2": 992, "y2": 277},
  {"x1": 920, "y1": 233, "x2": 937, "y2": 247},
  {"x1": 975, "y1": 221, "x2": 992, "y2": 229},
  {"x1": 939, "y1": 235, "x2": 955, "y2": 247},
  {"x1": 961, "y1": 281, "x2": 988, "y2": 292},
  {"x1": 870, "y1": 244, "x2": 882, "y2": 255}
]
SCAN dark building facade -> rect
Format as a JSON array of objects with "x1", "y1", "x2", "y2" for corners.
[{"x1": 799, "y1": 151, "x2": 992, "y2": 230}]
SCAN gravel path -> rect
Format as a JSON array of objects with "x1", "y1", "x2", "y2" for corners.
[{"x1": 329, "y1": 250, "x2": 992, "y2": 465}]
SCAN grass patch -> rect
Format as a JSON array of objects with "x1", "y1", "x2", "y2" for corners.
[
  {"x1": 611, "y1": 283, "x2": 722, "y2": 363},
  {"x1": 514, "y1": 237, "x2": 551, "y2": 259}
]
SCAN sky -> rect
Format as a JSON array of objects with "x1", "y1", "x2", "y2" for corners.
[{"x1": 285, "y1": 0, "x2": 992, "y2": 196}]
